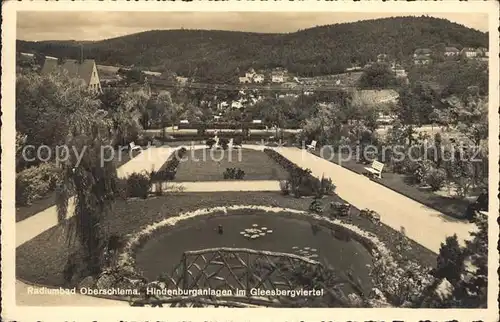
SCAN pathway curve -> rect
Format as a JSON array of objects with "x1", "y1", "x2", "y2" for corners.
[{"x1": 274, "y1": 147, "x2": 475, "y2": 253}]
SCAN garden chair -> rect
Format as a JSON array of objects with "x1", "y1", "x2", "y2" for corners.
[
  {"x1": 306, "y1": 140, "x2": 317, "y2": 151},
  {"x1": 364, "y1": 160, "x2": 384, "y2": 179},
  {"x1": 129, "y1": 142, "x2": 141, "y2": 152}
]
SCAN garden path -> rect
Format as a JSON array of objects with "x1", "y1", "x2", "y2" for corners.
[{"x1": 274, "y1": 147, "x2": 476, "y2": 253}]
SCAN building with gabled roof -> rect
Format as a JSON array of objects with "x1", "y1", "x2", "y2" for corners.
[
  {"x1": 41, "y1": 58, "x2": 102, "y2": 94},
  {"x1": 444, "y1": 47, "x2": 460, "y2": 56}
]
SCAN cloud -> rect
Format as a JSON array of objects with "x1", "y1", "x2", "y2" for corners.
[{"x1": 17, "y1": 12, "x2": 489, "y2": 41}]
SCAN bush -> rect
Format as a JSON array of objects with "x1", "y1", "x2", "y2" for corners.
[
  {"x1": 219, "y1": 138, "x2": 229, "y2": 150},
  {"x1": 126, "y1": 172, "x2": 151, "y2": 198},
  {"x1": 309, "y1": 198, "x2": 323, "y2": 214},
  {"x1": 223, "y1": 167, "x2": 245, "y2": 180},
  {"x1": 16, "y1": 163, "x2": 61, "y2": 206},
  {"x1": 264, "y1": 148, "x2": 323, "y2": 197},
  {"x1": 233, "y1": 137, "x2": 243, "y2": 146},
  {"x1": 206, "y1": 138, "x2": 216, "y2": 149},
  {"x1": 434, "y1": 235, "x2": 465, "y2": 283},
  {"x1": 425, "y1": 168, "x2": 447, "y2": 191},
  {"x1": 329, "y1": 202, "x2": 351, "y2": 218},
  {"x1": 359, "y1": 208, "x2": 381, "y2": 224},
  {"x1": 279, "y1": 180, "x2": 290, "y2": 195}
]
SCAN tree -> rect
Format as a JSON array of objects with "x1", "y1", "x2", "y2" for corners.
[
  {"x1": 434, "y1": 235, "x2": 465, "y2": 283},
  {"x1": 358, "y1": 63, "x2": 397, "y2": 89},
  {"x1": 16, "y1": 71, "x2": 102, "y2": 157},
  {"x1": 48, "y1": 77, "x2": 121, "y2": 282}
]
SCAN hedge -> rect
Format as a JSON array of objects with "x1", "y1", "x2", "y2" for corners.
[
  {"x1": 150, "y1": 147, "x2": 187, "y2": 182},
  {"x1": 16, "y1": 163, "x2": 61, "y2": 206}
]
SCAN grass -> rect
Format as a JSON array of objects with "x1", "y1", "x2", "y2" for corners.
[
  {"x1": 174, "y1": 148, "x2": 289, "y2": 181},
  {"x1": 16, "y1": 191, "x2": 438, "y2": 287},
  {"x1": 312, "y1": 149, "x2": 471, "y2": 220},
  {"x1": 15, "y1": 149, "x2": 141, "y2": 222}
]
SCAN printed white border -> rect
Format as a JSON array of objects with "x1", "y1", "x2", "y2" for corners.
[{"x1": 2, "y1": 1, "x2": 499, "y2": 321}]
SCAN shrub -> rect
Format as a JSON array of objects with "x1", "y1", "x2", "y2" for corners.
[
  {"x1": 219, "y1": 138, "x2": 229, "y2": 150},
  {"x1": 126, "y1": 172, "x2": 151, "y2": 198},
  {"x1": 425, "y1": 168, "x2": 447, "y2": 191},
  {"x1": 434, "y1": 235, "x2": 465, "y2": 283},
  {"x1": 329, "y1": 202, "x2": 351, "y2": 218},
  {"x1": 16, "y1": 163, "x2": 61, "y2": 206},
  {"x1": 359, "y1": 208, "x2": 381, "y2": 224},
  {"x1": 309, "y1": 198, "x2": 323, "y2": 214},
  {"x1": 223, "y1": 167, "x2": 245, "y2": 180},
  {"x1": 233, "y1": 137, "x2": 243, "y2": 146},
  {"x1": 279, "y1": 180, "x2": 290, "y2": 195},
  {"x1": 206, "y1": 138, "x2": 216, "y2": 149}
]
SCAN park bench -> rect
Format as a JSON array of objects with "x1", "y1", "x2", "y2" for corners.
[
  {"x1": 364, "y1": 160, "x2": 384, "y2": 179},
  {"x1": 306, "y1": 140, "x2": 317, "y2": 151},
  {"x1": 129, "y1": 142, "x2": 142, "y2": 152}
]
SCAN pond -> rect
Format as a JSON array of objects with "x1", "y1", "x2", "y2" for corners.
[{"x1": 135, "y1": 212, "x2": 373, "y2": 294}]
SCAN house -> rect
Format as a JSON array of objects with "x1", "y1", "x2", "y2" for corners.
[
  {"x1": 413, "y1": 48, "x2": 432, "y2": 58},
  {"x1": 414, "y1": 55, "x2": 432, "y2": 65},
  {"x1": 253, "y1": 74, "x2": 265, "y2": 83},
  {"x1": 245, "y1": 68, "x2": 256, "y2": 79},
  {"x1": 271, "y1": 71, "x2": 285, "y2": 83},
  {"x1": 476, "y1": 47, "x2": 488, "y2": 57},
  {"x1": 377, "y1": 54, "x2": 389, "y2": 63},
  {"x1": 392, "y1": 65, "x2": 407, "y2": 78},
  {"x1": 41, "y1": 58, "x2": 102, "y2": 94},
  {"x1": 176, "y1": 76, "x2": 189, "y2": 85},
  {"x1": 461, "y1": 47, "x2": 477, "y2": 58},
  {"x1": 239, "y1": 76, "x2": 251, "y2": 84},
  {"x1": 444, "y1": 47, "x2": 460, "y2": 56}
]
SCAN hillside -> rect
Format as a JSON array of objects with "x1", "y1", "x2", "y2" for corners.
[{"x1": 17, "y1": 16, "x2": 488, "y2": 81}]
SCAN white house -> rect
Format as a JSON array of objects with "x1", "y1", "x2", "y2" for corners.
[
  {"x1": 461, "y1": 47, "x2": 477, "y2": 58},
  {"x1": 271, "y1": 73, "x2": 285, "y2": 83},
  {"x1": 253, "y1": 74, "x2": 265, "y2": 83},
  {"x1": 245, "y1": 68, "x2": 256, "y2": 79},
  {"x1": 444, "y1": 47, "x2": 460, "y2": 57},
  {"x1": 239, "y1": 76, "x2": 251, "y2": 84}
]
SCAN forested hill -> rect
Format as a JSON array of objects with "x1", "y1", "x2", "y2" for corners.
[{"x1": 17, "y1": 16, "x2": 488, "y2": 81}]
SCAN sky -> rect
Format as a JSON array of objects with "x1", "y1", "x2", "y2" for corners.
[{"x1": 17, "y1": 12, "x2": 489, "y2": 41}]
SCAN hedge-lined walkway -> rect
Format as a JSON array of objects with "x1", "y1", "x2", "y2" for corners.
[
  {"x1": 274, "y1": 147, "x2": 476, "y2": 253},
  {"x1": 153, "y1": 180, "x2": 281, "y2": 192}
]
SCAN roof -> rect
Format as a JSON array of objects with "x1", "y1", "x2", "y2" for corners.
[
  {"x1": 445, "y1": 47, "x2": 459, "y2": 52},
  {"x1": 415, "y1": 48, "x2": 432, "y2": 54},
  {"x1": 61, "y1": 59, "x2": 96, "y2": 84},
  {"x1": 42, "y1": 58, "x2": 97, "y2": 85},
  {"x1": 414, "y1": 55, "x2": 432, "y2": 60},
  {"x1": 40, "y1": 58, "x2": 58, "y2": 75},
  {"x1": 461, "y1": 47, "x2": 476, "y2": 52}
]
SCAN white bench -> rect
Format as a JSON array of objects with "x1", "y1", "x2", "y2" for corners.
[
  {"x1": 364, "y1": 160, "x2": 384, "y2": 179},
  {"x1": 306, "y1": 140, "x2": 317, "y2": 151},
  {"x1": 129, "y1": 142, "x2": 142, "y2": 152}
]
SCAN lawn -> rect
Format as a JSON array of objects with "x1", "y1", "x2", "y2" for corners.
[
  {"x1": 312, "y1": 149, "x2": 471, "y2": 220},
  {"x1": 16, "y1": 191, "x2": 437, "y2": 288},
  {"x1": 174, "y1": 148, "x2": 289, "y2": 181},
  {"x1": 15, "y1": 149, "x2": 141, "y2": 222}
]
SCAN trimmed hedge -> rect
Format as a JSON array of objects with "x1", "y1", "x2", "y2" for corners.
[
  {"x1": 177, "y1": 122, "x2": 269, "y2": 130},
  {"x1": 150, "y1": 147, "x2": 187, "y2": 182},
  {"x1": 264, "y1": 149, "x2": 335, "y2": 197}
]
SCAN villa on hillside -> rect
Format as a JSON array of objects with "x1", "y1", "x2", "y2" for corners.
[
  {"x1": 271, "y1": 68, "x2": 287, "y2": 83},
  {"x1": 377, "y1": 53, "x2": 389, "y2": 63},
  {"x1": 413, "y1": 48, "x2": 432, "y2": 58},
  {"x1": 414, "y1": 55, "x2": 432, "y2": 65},
  {"x1": 41, "y1": 58, "x2": 102, "y2": 94},
  {"x1": 444, "y1": 47, "x2": 460, "y2": 57},
  {"x1": 461, "y1": 47, "x2": 477, "y2": 58}
]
